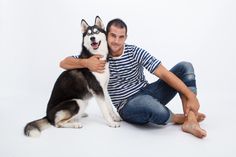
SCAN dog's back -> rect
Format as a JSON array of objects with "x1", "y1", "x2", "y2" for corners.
[
  {"x1": 24, "y1": 66, "x2": 104, "y2": 136},
  {"x1": 46, "y1": 68, "x2": 103, "y2": 121}
]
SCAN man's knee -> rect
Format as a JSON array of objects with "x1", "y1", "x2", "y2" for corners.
[
  {"x1": 177, "y1": 61, "x2": 195, "y2": 81},
  {"x1": 178, "y1": 61, "x2": 194, "y2": 73}
]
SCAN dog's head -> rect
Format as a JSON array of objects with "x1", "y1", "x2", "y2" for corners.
[{"x1": 81, "y1": 16, "x2": 107, "y2": 54}]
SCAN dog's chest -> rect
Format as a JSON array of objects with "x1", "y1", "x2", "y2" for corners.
[{"x1": 92, "y1": 63, "x2": 109, "y2": 87}]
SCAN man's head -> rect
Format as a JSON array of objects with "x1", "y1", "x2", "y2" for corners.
[
  {"x1": 106, "y1": 18, "x2": 127, "y2": 57},
  {"x1": 106, "y1": 18, "x2": 127, "y2": 35}
]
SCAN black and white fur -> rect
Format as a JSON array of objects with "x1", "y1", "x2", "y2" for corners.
[{"x1": 24, "y1": 16, "x2": 121, "y2": 137}]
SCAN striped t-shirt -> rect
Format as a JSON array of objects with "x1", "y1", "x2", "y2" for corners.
[{"x1": 108, "y1": 44, "x2": 161, "y2": 111}]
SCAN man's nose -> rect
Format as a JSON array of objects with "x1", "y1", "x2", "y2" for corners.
[{"x1": 114, "y1": 37, "x2": 119, "y2": 43}]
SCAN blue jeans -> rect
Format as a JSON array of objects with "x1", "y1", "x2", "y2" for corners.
[{"x1": 119, "y1": 61, "x2": 197, "y2": 125}]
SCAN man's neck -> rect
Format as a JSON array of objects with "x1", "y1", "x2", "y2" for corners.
[{"x1": 110, "y1": 46, "x2": 124, "y2": 57}]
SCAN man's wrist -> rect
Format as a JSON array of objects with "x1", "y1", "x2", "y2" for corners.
[{"x1": 80, "y1": 59, "x2": 88, "y2": 68}]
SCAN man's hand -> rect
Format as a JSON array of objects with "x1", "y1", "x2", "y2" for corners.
[
  {"x1": 86, "y1": 55, "x2": 106, "y2": 73},
  {"x1": 184, "y1": 94, "x2": 200, "y2": 116}
]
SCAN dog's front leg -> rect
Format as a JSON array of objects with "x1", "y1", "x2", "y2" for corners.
[
  {"x1": 103, "y1": 89, "x2": 122, "y2": 122},
  {"x1": 95, "y1": 96, "x2": 120, "y2": 128}
]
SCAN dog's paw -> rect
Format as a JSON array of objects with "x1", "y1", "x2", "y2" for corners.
[
  {"x1": 111, "y1": 114, "x2": 122, "y2": 122},
  {"x1": 73, "y1": 122, "x2": 83, "y2": 128},
  {"x1": 107, "y1": 121, "x2": 120, "y2": 128}
]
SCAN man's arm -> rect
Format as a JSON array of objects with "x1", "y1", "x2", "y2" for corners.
[
  {"x1": 59, "y1": 56, "x2": 87, "y2": 69},
  {"x1": 154, "y1": 64, "x2": 200, "y2": 116},
  {"x1": 60, "y1": 55, "x2": 106, "y2": 73}
]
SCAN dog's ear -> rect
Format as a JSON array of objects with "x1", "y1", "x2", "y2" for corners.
[
  {"x1": 95, "y1": 16, "x2": 105, "y2": 30},
  {"x1": 81, "y1": 19, "x2": 89, "y2": 33}
]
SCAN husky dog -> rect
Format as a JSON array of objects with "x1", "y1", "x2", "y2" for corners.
[{"x1": 24, "y1": 16, "x2": 121, "y2": 137}]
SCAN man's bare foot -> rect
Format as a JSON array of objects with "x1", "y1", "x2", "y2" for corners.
[
  {"x1": 181, "y1": 111, "x2": 207, "y2": 138},
  {"x1": 172, "y1": 113, "x2": 206, "y2": 124}
]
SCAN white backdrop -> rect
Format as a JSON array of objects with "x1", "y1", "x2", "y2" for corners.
[{"x1": 1, "y1": 0, "x2": 236, "y2": 157}]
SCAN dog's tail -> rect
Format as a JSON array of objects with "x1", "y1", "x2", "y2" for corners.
[{"x1": 24, "y1": 117, "x2": 51, "y2": 137}]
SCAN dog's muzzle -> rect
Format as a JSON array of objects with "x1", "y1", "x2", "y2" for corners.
[{"x1": 91, "y1": 41, "x2": 101, "y2": 50}]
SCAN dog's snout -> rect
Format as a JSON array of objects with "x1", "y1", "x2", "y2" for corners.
[{"x1": 90, "y1": 37, "x2": 95, "y2": 41}]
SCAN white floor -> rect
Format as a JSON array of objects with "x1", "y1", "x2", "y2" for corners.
[{"x1": 1, "y1": 87, "x2": 235, "y2": 157}]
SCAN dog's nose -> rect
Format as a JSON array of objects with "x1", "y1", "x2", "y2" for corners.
[{"x1": 90, "y1": 37, "x2": 95, "y2": 41}]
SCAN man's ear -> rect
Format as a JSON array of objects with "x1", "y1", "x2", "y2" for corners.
[
  {"x1": 94, "y1": 16, "x2": 105, "y2": 30},
  {"x1": 81, "y1": 19, "x2": 89, "y2": 33}
]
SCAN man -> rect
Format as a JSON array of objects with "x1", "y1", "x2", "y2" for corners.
[{"x1": 60, "y1": 18, "x2": 207, "y2": 138}]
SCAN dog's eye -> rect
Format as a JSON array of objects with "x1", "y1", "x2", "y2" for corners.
[
  {"x1": 93, "y1": 28, "x2": 99, "y2": 34},
  {"x1": 87, "y1": 30, "x2": 92, "y2": 35}
]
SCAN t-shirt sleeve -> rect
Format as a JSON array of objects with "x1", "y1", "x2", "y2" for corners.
[{"x1": 132, "y1": 46, "x2": 161, "y2": 73}]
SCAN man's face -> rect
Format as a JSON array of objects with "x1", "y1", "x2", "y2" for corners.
[{"x1": 107, "y1": 25, "x2": 127, "y2": 57}]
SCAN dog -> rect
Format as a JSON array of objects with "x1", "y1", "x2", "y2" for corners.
[{"x1": 24, "y1": 16, "x2": 121, "y2": 137}]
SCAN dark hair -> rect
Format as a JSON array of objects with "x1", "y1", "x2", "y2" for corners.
[{"x1": 106, "y1": 18, "x2": 127, "y2": 35}]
